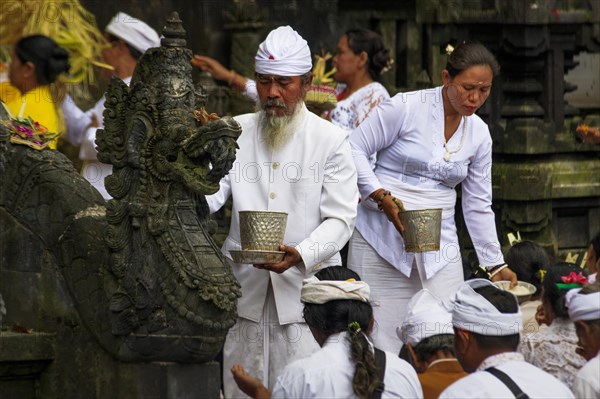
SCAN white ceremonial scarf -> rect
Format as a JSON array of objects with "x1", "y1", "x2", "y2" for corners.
[
  {"x1": 566, "y1": 288, "x2": 600, "y2": 321},
  {"x1": 106, "y1": 12, "x2": 160, "y2": 53},
  {"x1": 255, "y1": 26, "x2": 312, "y2": 76},
  {"x1": 397, "y1": 289, "x2": 453, "y2": 346},
  {"x1": 301, "y1": 276, "x2": 370, "y2": 304},
  {"x1": 451, "y1": 279, "x2": 522, "y2": 336}
]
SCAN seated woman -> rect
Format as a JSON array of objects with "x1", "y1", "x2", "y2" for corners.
[
  {"x1": 520, "y1": 261, "x2": 588, "y2": 388},
  {"x1": 231, "y1": 266, "x2": 424, "y2": 399},
  {"x1": 504, "y1": 240, "x2": 549, "y2": 336},
  {"x1": 0, "y1": 35, "x2": 70, "y2": 149}
]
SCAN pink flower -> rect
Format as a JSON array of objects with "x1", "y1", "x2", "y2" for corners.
[{"x1": 560, "y1": 272, "x2": 587, "y2": 285}]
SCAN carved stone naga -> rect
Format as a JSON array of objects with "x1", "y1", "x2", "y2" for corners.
[{"x1": 0, "y1": 12, "x2": 242, "y2": 363}]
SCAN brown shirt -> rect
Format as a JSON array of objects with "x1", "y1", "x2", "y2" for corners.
[{"x1": 418, "y1": 359, "x2": 467, "y2": 399}]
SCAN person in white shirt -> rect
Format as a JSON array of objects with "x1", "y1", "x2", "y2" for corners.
[
  {"x1": 347, "y1": 41, "x2": 517, "y2": 353},
  {"x1": 230, "y1": 266, "x2": 423, "y2": 399},
  {"x1": 205, "y1": 26, "x2": 358, "y2": 398},
  {"x1": 439, "y1": 279, "x2": 574, "y2": 398},
  {"x1": 566, "y1": 279, "x2": 600, "y2": 398},
  {"x1": 62, "y1": 12, "x2": 160, "y2": 199}
]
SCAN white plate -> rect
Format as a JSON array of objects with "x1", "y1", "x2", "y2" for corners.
[{"x1": 230, "y1": 250, "x2": 285, "y2": 265}]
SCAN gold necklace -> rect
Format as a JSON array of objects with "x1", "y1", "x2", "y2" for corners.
[{"x1": 443, "y1": 116, "x2": 467, "y2": 162}]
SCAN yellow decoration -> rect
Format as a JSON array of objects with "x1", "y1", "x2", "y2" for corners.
[
  {"x1": 507, "y1": 231, "x2": 522, "y2": 246},
  {"x1": 565, "y1": 252, "x2": 579, "y2": 264}
]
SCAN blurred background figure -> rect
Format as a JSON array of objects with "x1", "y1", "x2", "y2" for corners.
[
  {"x1": 520, "y1": 262, "x2": 588, "y2": 389},
  {"x1": 61, "y1": 12, "x2": 160, "y2": 199},
  {"x1": 0, "y1": 34, "x2": 70, "y2": 149},
  {"x1": 398, "y1": 289, "x2": 467, "y2": 399},
  {"x1": 504, "y1": 240, "x2": 550, "y2": 336},
  {"x1": 328, "y1": 28, "x2": 391, "y2": 132},
  {"x1": 566, "y1": 279, "x2": 600, "y2": 398}
]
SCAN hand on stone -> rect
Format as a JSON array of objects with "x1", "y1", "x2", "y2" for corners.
[{"x1": 191, "y1": 55, "x2": 230, "y2": 82}]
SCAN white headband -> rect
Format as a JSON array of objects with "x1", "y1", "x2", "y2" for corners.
[
  {"x1": 397, "y1": 289, "x2": 453, "y2": 346},
  {"x1": 451, "y1": 279, "x2": 522, "y2": 336},
  {"x1": 255, "y1": 26, "x2": 312, "y2": 76},
  {"x1": 106, "y1": 12, "x2": 161, "y2": 54},
  {"x1": 566, "y1": 288, "x2": 600, "y2": 321},
  {"x1": 301, "y1": 276, "x2": 370, "y2": 304}
]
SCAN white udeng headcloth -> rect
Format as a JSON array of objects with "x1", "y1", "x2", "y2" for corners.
[
  {"x1": 301, "y1": 276, "x2": 370, "y2": 304},
  {"x1": 255, "y1": 26, "x2": 312, "y2": 76},
  {"x1": 105, "y1": 12, "x2": 161, "y2": 54},
  {"x1": 566, "y1": 288, "x2": 600, "y2": 321},
  {"x1": 397, "y1": 289, "x2": 453, "y2": 346},
  {"x1": 451, "y1": 279, "x2": 522, "y2": 336}
]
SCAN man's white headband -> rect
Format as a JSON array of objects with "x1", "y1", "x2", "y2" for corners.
[
  {"x1": 255, "y1": 26, "x2": 312, "y2": 76},
  {"x1": 301, "y1": 276, "x2": 370, "y2": 304},
  {"x1": 106, "y1": 12, "x2": 161, "y2": 54},
  {"x1": 566, "y1": 288, "x2": 600, "y2": 321},
  {"x1": 451, "y1": 279, "x2": 522, "y2": 336}
]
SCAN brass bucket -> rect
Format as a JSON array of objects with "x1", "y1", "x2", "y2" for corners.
[
  {"x1": 239, "y1": 211, "x2": 288, "y2": 251},
  {"x1": 398, "y1": 208, "x2": 442, "y2": 253}
]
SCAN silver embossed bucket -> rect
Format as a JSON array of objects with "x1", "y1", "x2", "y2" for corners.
[
  {"x1": 398, "y1": 208, "x2": 442, "y2": 253},
  {"x1": 239, "y1": 211, "x2": 288, "y2": 251}
]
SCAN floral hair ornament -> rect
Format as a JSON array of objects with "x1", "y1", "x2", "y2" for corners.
[
  {"x1": 380, "y1": 58, "x2": 395, "y2": 75},
  {"x1": 3, "y1": 116, "x2": 58, "y2": 150},
  {"x1": 348, "y1": 321, "x2": 362, "y2": 334},
  {"x1": 445, "y1": 44, "x2": 455, "y2": 55},
  {"x1": 556, "y1": 272, "x2": 588, "y2": 289}
]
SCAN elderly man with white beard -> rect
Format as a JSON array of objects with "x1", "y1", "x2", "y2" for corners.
[{"x1": 205, "y1": 26, "x2": 358, "y2": 398}]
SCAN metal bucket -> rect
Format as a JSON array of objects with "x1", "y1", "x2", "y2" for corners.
[
  {"x1": 239, "y1": 211, "x2": 288, "y2": 251},
  {"x1": 398, "y1": 208, "x2": 442, "y2": 253}
]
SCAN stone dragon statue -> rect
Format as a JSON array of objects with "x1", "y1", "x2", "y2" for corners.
[{"x1": 0, "y1": 12, "x2": 241, "y2": 364}]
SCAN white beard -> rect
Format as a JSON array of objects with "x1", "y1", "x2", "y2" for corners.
[{"x1": 257, "y1": 100, "x2": 304, "y2": 151}]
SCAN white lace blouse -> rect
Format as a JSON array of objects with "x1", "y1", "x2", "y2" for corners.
[{"x1": 520, "y1": 317, "x2": 586, "y2": 388}]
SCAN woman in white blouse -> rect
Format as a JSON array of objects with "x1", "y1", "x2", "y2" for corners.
[
  {"x1": 328, "y1": 28, "x2": 391, "y2": 131},
  {"x1": 347, "y1": 41, "x2": 517, "y2": 354}
]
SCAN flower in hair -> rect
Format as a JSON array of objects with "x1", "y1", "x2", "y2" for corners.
[
  {"x1": 561, "y1": 272, "x2": 587, "y2": 285},
  {"x1": 556, "y1": 271, "x2": 587, "y2": 289},
  {"x1": 445, "y1": 44, "x2": 455, "y2": 55}
]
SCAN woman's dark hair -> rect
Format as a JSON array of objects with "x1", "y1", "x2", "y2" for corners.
[
  {"x1": 505, "y1": 240, "x2": 549, "y2": 294},
  {"x1": 543, "y1": 262, "x2": 588, "y2": 319},
  {"x1": 303, "y1": 266, "x2": 381, "y2": 399},
  {"x1": 345, "y1": 28, "x2": 391, "y2": 80},
  {"x1": 15, "y1": 35, "x2": 70, "y2": 85},
  {"x1": 445, "y1": 41, "x2": 500, "y2": 78},
  {"x1": 472, "y1": 285, "x2": 520, "y2": 350}
]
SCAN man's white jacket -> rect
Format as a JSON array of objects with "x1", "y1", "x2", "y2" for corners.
[{"x1": 206, "y1": 104, "x2": 358, "y2": 324}]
